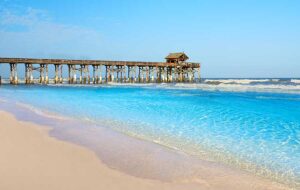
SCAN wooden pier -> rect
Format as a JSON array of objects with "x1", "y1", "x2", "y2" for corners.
[{"x1": 0, "y1": 53, "x2": 200, "y2": 85}]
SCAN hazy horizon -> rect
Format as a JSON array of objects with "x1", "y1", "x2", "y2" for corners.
[{"x1": 0, "y1": 0, "x2": 299, "y2": 78}]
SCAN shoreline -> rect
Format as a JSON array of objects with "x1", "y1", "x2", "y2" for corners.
[
  {"x1": 0, "y1": 105, "x2": 292, "y2": 189},
  {"x1": 0, "y1": 110, "x2": 206, "y2": 190}
]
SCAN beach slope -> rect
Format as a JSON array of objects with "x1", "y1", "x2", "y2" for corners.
[{"x1": 0, "y1": 111, "x2": 289, "y2": 190}]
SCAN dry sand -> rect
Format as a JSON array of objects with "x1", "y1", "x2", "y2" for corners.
[{"x1": 0, "y1": 111, "x2": 290, "y2": 190}]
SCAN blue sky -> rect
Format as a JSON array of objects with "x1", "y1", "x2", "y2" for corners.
[{"x1": 0, "y1": 0, "x2": 299, "y2": 78}]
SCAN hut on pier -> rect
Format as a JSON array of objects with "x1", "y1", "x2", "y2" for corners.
[{"x1": 165, "y1": 52, "x2": 189, "y2": 64}]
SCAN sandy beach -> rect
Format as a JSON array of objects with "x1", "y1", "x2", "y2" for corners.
[
  {"x1": 0, "y1": 111, "x2": 203, "y2": 190},
  {"x1": 0, "y1": 110, "x2": 291, "y2": 190}
]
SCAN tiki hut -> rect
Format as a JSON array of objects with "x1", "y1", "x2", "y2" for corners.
[{"x1": 165, "y1": 52, "x2": 189, "y2": 63}]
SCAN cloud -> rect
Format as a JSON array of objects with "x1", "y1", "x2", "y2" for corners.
[
  {"x1": 0, "y1": 7, "x2": 48, "y2": 26},
  {"x1": 0, "y1": 7, "x2": 108, "y2": 59}
]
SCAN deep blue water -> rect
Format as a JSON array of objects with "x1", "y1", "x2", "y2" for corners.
[{"x1": 0, "y1": 84, "x2": 299, "y2": 186}]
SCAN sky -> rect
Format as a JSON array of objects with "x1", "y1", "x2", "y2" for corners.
[{"x1": 0, "y1": 0, "x2": 299, "y2": 78}]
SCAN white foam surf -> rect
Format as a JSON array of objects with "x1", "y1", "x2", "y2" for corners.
[
  {"x1": 291, "y1": 79, "x2": 300, "y2": 84},
  {"x1": 171, "y1": 83, "x2": 300, "y2": 94},
  {"x1": 204, "y1": 79, "x2": 270, "y2": 84},
  {"x1": 15, "y1": 102, "x2": 71, "y2": 121}
]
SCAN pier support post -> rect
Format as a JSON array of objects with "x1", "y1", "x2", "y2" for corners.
[
  {"x1": 119, "y1": 65, "x2": 122, "y2": 82},
  {"x1": 193, "y1": 69, "x2": 195, "y2": 82},
  {"x1": 127, "y1": 66, "x2": 130, "y2": 83},
  {"x1": 157, "y1": 67, "x2": 162, "y2": 83},
  {"x1": 80, "y1": 65, "x2": 83, "y2": 84},
  {"x1": 146, "y1": 66, "x2": 149, "y2": 83},
  {"x1": 157, "y1": 67, "x2": 159, "y2": 83},
  {"x1": 95, "y1": 66, "x2": 99, "y2": 84},
  {"x1": 108, "y1": 65, "x2": 111, "y2": 82},
  {"x1": 148, "y1": 67, "x2": 152, "y2": 83},
  {"x1": 82, "y1": 65, "x2": 85, "y2": 84},
  {"x1": 113, "y1": 66, "x2": 115, "y2": 82},
  {"x1": 9, "y1": 63, "x2": 13, "y2": 84},
  {"x1": 111, "y1": 66, "x2": 115, "y2": 82},
  {"x1": 73, "y1": 65, "x2": 77, "y2": 84},
  {"x1": 149, "y1": 67, "x2": 154, "y2": 83},
  {"x1": 60, "y1": 65, "x2": 63, "y2": 83},
  {"x1": 160, "y1": 67, "x2": 163, "y2": 83},
  {"x1": 133, "y1": 66, "x2": 137, "y2": 82},
  {"x1": 166, "y1": 67, "x2": 169, "y2": 82},
  {"x1": 131, "y1": 66, "x2": 134, "y2": 83},
  {"x1": 29, "y1": 64, "x2": 33, "y2": 84},
  {"x1": 92, "y1": 65, "x2": 96, "y2": 84},
  {"x1": 45, "y1": 64, "x2": 49, "y2": 84},
  {"x1": 39, "y1": 64, "x2": 45, "y2": 84},
  {"x1": 142, "y1": 67, "x2": 145, "y2": 83},
  {"x1": 188, "y1": 68, "x2": 192, "y2": 83},
  {"x1": 116, "y1": 66, "x2": 119, "y2": 82},
  {"x1": 54, "y1": 64, "x2": 59, "y2": 84},
  {"x1": 162, "y1": 67, "x2": 165, "y2": 82},
  {"x1": 169, "y1": 67, "x2": 173, "y2": 83},
  {"x1": 25, "y1": 64, "x2": 29, "y2": 84},
  {"x1": 170, "y1": 68, "x2": 173, "y2": 82},
  {"x1": 123, "y1": 65, "x2": 126, "y2": 83},
  {"x1": 105, "y1": 66, "x2": 108, "y2": 82},
  {"x1": 108, "y1": 66, "x2": 111, "y2": 82},
  {"x1": 139, "y1": 67, "x2": 142, "y2": 83},
  {"x1": 14, "y1": 64, "x2": 18, "y2": 85},
  {"x1": 167, "y1": 67, "x2": 172, "y2": 83},
  {"x1": 148, "y1": 66, "x2": 152, "y2": 83},
  {"x1": 198, "y1": 67, "x2": 201, "y2": 83},
  {"x1": 9, "y1": 63, "x2": 18, "y2": 85},
  {"x1": 68, "y1": 65, "x2": 71, "y2": 84},
  {"x1": 191, "y1": 68, "x2": 195, "y2": 83},
  {"x1": 87, "y1": 65, "x2": 90, "y2": 84},
  {"x1": 179, "y1": 67, "x2": 183, "y2": 82},
  {"x1": 99, "y1": 65, "x2": 102, "y2": 83},
  {"x1": 170, "y1": 67, "x2": 173, "y2": 82},
  {"x1": 128, "y1": 66, "x2": 133, "y2": 83},
  {"x1": 138, "y1": 66, "x2": 141, "y2": 83},
  {"x1": 109, "y1": 66, "x2": 112, "y2": 82}
]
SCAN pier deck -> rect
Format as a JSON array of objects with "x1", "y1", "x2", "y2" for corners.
[{"x1": 0, "y1": 57, "x2": 200, "y2": 67}]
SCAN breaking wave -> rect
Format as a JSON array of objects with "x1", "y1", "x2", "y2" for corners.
[{"x1": 164, "y1": 78, "x2": 300, "y2": 94}]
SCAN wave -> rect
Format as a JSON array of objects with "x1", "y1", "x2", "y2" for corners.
[
  {"x1": 170, "y1": 83, "x2": 300, "y2": 94},
  {"x1": 0, "y1": 98, "x2": 8, "y2": 103},
  {"x1": 204, "y1": 78, "x2": 300, "y2": 85},
  {"x1": 291, "y1": 79, "x2": 300, "y2": 84},
  {"x1": 204, "y1": 79, "x2": 270, "y2": 84},
  {"x1": 15, "y1": 102, "x2": 71, "y2": 121},
  {"x1": 2, "y1": 77, "x2": 300, "y2": 94}
]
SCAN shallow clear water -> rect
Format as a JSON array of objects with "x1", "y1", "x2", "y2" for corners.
[{"x1": 0, "y1": 84, "x2": 300, "y2": 186}]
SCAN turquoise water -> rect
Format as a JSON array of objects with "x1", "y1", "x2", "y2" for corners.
[{"x1": 0, "y1": 84, "x2": 300, "y2": 186}]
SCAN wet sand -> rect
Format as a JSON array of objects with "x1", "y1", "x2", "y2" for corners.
[{"x1": 0, "y1": 111, "x2": 290, "y2": 190}]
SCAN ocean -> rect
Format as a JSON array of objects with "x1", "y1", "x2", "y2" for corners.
[{"x1": 0, "y1": 78, "x2": 299, "y2": 187}]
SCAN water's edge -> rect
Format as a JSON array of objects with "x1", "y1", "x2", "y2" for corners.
[{"x1": 0, "y1": 99, "x2": 293, "y2": 189}]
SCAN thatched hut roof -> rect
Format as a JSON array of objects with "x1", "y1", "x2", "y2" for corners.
[{"x1": 165, "y1": 52, "x2": 189, "y2": 60}]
